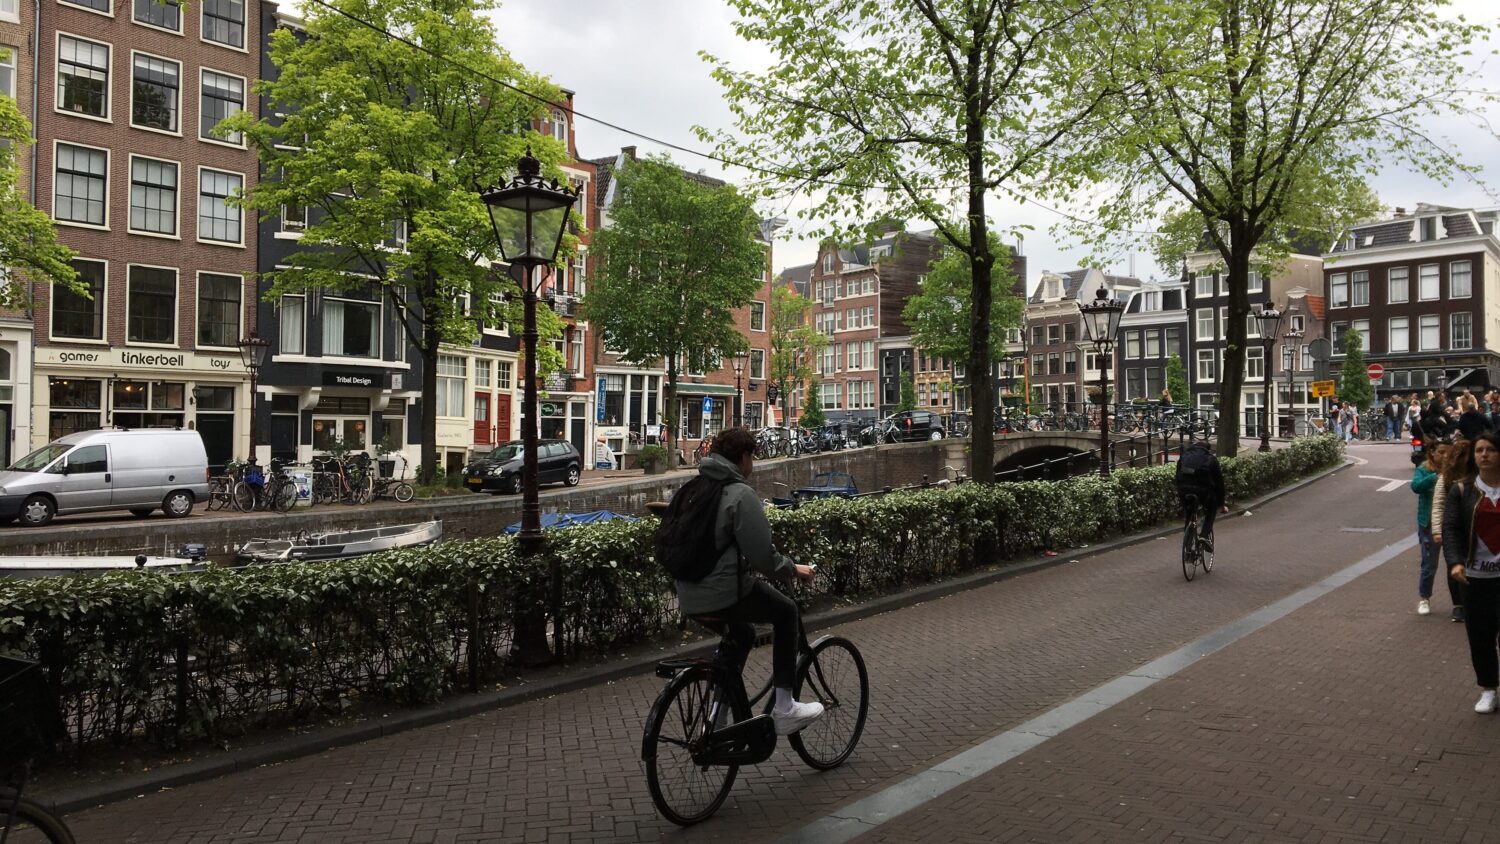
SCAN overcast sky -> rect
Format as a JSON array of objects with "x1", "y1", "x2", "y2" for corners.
[{"x1": 490, "y1": 1, "x2": 1500, "y2": 292}]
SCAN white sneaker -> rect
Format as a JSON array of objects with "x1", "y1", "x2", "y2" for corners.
[
  {"x1": 1476, "y1": 690, "x2": 1497, "y2": 714},
  {"x1": 772, "y1": 699, "x2": 825, "y2": 736},
  {"x1": 1418, "y1": 599, "x2": 1432, "y2": 616}
]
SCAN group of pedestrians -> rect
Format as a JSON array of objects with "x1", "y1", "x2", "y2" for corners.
[{"x1": 1409, "y1": 411, "x2": 1500, "y2": 714}]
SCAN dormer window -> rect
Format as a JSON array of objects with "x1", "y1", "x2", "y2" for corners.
[
  {"x1": 822, "y1": 252, "x2": 833, "y2": 273},
  {"x1": 1420, "y1": 217, "x2": 1437, "y2": 241}
]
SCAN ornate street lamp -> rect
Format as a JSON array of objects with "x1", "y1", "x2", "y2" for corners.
[
  {"x1": 481, "y1": 147, "x2": 579, "y2": 575},
  {"x1": 1254, "y1": 304, "x2": 1285, "y2": 452},
  {"x1": 732, "y1": 354, "x2": 747, "y2": 427},
  {"x1": 1079, "y1": 285, "x2": 1124, "y2": 476},
  {"x1": 1282, "y1": 321, "x2": 1305, "y2": 439},
  {"x1": 236, "y1": 332, "x2": 270, "y2": 459}
]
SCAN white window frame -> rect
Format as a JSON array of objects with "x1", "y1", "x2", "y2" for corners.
[
  {"x1": 197, "y1": 166, "x2": 245, "y2": 246},
  {"x1": 278, "y1": 295, "x2": 305, "y2": 355},
  {"x1": 1124, "y1": 330, "x2": 1140, "y2": 359},
  {"x1": 1247, "y1": 270, "x2": 1263, "y2": 294},
  {"x1": 1351, "y1": 319, "x2": 1370, "y2": 352},
  {"x1": 55, "y1": 33, "x2": 112, "y2": 122},
  {"x1": 1218, "y1": 306, "x2": 1227, "y2": 340},
  {"x1": 496, "y1": 361, "x2": 514, "y2": 391},
  {"x1": 0, "y1": 45, "x2": 14, "y2": 98},
  {"x1": 749, "y1": 348, "x2": 765, "y2": 380},
  {"x1": 1388, "y1": 267, "x2": 1409, "y2": 304},
  {"x1": 1388, "y1": 317, "x2": 1409, "y2": 354},
  {"x1": 1245, "y1": 345, "x2": 1264, "y2": 380},
  {"x1": 1195, "y1": 349, "x2": 1215, "y2": 382},
  {"x1": 322, "y1": 296, "x2": 384, "y2": 360},
  {"x1": 1450, "y1": 260, "x2": 1473, "y2": 299},
  {"x1": 1329, "y1": 273, "x2": 1348, "y2": 308},
  {"x1": 436, "y1": 354, "x2": 467, "y2": 418},
  {"x1": 52, "y1": 140, "x2": 110, "y2": 230},
  {"x1": 0, "y1": 0, "x2": 18, "y2": 23},
  {"x1": 124, "y1": 263, "x2": 179, "y2": 348},
  {"x1": 129, "y1": 51, "x2": 181, "y2": 136},
  {"x1": 200, "y1": 0, "x2": 248, "y2": 51},
  {"x1": 126, "y1": 154, "x2": 181, "y2": 239},
  {"x1": 59, "y1": 0, "x2": 112, "y2": 19},
  {"x1": 1350, "y1": 270, "x2": 1369, "y2": 306},
  {"x1": 1195, "y1": 308, "x2": 1214, "y2": 341},
  {"x1": 1418, "y1": 314, "x2": 1440, "y2": 352},
  {"x1": 199, "y1": 67, "x2": 247, "y2": 147},
  {"x1": 131, "y1": 0, "x2": 182, "y2": 33},
  {"x1": 1418, "y1": 264, "x2": 1439, "y2": 301},
  {"x1": 1194, "y1": 273, "x2": 1213, "y2": 299},
  {"x1": 1218, "y1": 274, "x2": 1229, "y2": 297},
  {"x1": 1451, "y1": 312, "x2": 1473, "y2": 351}
]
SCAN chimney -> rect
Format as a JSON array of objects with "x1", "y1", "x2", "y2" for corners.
[
  {"x1": 621, "y1": 145, "x2": 637, "y2": 160},
  {"x1": 1394, "y1": 206, "x2": 1406, "y2": 216}
]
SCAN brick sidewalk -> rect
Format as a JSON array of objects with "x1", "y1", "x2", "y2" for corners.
[{"x1": 54, "y1": 444, "x2": 1422, "y2": 842}]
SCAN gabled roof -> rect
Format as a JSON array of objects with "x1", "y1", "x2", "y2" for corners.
[
  {"x1": 1304, "y1": 295, "x2": 1326, "y2": 321},
  {"x1": 1029, "y1": 268, "x2": 1142, "y2": 304},
  {"x1": 778, "y1": 263, "x2": 814, "y2": 295}
]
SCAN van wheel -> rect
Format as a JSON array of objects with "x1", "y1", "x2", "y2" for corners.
[
  {"x1": 20, "y1": 495, "x2": 55, "y2": 527},
  {"x1": 162, "y1": 490, "x2": 195, "y2": 518},
  {"x1": 565, "y1": 464, "x2": 581, "y2": 486},
  {"x1": 129, "y1": 508, "x2": 154, "y2": 518}
]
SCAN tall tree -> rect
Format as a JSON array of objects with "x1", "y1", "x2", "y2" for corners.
[
  {"x1": 767, "y1": 285, "x2": 826, "y2": 428},
  {"x1": 1058, "y1": 0, "x2": 1490, "y2": 455},
  {"x1": 222, "y1": 0, "x2": 566, "y2": 483},
  {"x1": 1165, "y1": 353, "x2": 1189, "y2": 406},
  {"x1": 1338, "y1": 329, "x2": 1374, "y2": 411},
  {"x1": 800, "y1": 380, "x2": 827, "y2": 428},
  {"x1": 705, "y1": 0, "x2": 1105, "y2": 482},
  {"x1": 898, "y1": 373, "x2": 917, "y2": 413},
  {"x1": 0, "y1": 67, "x2": 78, "y2": 306},
  {"x1": 583, "y1": 155, "x2": 767, "y2": 458},
  {"x1": 903, "y1": 237, "x2": 1023, "y2": 366}
]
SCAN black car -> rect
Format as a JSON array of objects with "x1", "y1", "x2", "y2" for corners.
[
  {"x1": 463, "y1": 439, "x2": 582, "y2": 494},
  {"x1": 885, "y1": 410, "x2": 946, "y2": 442}
]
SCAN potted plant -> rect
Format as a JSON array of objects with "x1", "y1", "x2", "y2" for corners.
[
  {"x1": 639, "y1": 444, "x2": 670, "y2": 475},
  {"x1": 375, "y1": 431, "x2": 402, "y2": 478}
]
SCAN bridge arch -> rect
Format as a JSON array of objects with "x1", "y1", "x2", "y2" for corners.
[{"x1": 994, "y1": 445, "x2": 1096, "y2": 481}]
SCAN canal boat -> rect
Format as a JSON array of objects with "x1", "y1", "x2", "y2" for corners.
[{"x1": 234, "y1": 519, "x2": 442, "y2": 563}]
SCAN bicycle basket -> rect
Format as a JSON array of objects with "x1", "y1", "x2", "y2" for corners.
[
  {"x1": 244, "y1": 466, "x2": 265, "y2": 486},
  {"x1": 0, "y1": 656, "x2": 62, "y2": 763}
]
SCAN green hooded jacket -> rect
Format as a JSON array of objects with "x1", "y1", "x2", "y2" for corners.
[{"x1": 675, "y1": 453, "x2": 796, "y2": 615}]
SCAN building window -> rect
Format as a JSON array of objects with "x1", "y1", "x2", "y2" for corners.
[
  {"x1": 1329, "y1": 273, "x2": 1348, "y2": 308},
  {"x1": 497, "y1": 361, "x2": 513, "y2": 390},
  {"x1": 1144, "y1": 330, "x2": 1160, "y2": 358},
  {"x1": 1047, "y1": 324, "x2": 1060, "y2": 344},
  {"x1": 1420, "y1": 216, "x2": 1437, "y2": 241},
  {"x1": 54, "y1": 144, "x2": 108, "y2": 226},
  {"x1": 750, "y1": 348, "x2": 765, "y2": 380},
  {"x1": 1124, "y1": 330, "x2": 1141, "y2": 359},
  {"x1": 436, "y1": 355, "x2": 466, "y2": 417},
  {"x1": 1063, "y1": 350, "x2": 1077, "y2": 374},
  {"x1": 1301, "y1": 344, "x2": 1313, "y2": 370},
  {"x1": 1450, "y1": 260, "x2": 1472, "y2": 299},
  {"x1": 323, "y1": 298, "x2": 380, "y2": 358},
  {"x1": 281, "y1": 204, "x2": 307, "y2": 232},
  {"x1": 474, "y1": 358, "x2": 491, "y2": 388},
  {"x1": 62, "y1": 0, "x2": 110, "y2": 13},
  {"x1": 1164, "y1": 326, "x2": 1183, "y2": 355},
  {"x1": 279, "y1": 295, "x2": 304, "y2": 355},
  {"x1": 847, "y1": 344, "x2": 858, "y2": 370},
  {"x1": 1031, "y1": 353, "x2": 1044, "y2": 376},
  {"x1": 1388, "y1": 267, "x2": 1409, "y2": 303},
  {"x1": 1194, "y1": 273, "x2": 1213, "y2": 299},
  {"x1": 53, "y1": 259, "x2": 106, "y2": 340},
  {"x1": 1352, "y1": 319, "x2": 1370, "y2": 352},
  {"x1": 750, "y1": 301, "x2": 765, "y2": 331},
  {"x1": 127, "y1": 266, "x2": 176, "y2": 345},
  {"x1": 548, "y1": 109, "x2": 567, "y2": 141},
  {"x1": 0, "y1": 0, "x2": 16, "y2": 21},
  {"x1": 197, "y1": 273, "x2": 240, "y2": 348},
  {"x1": 821, "y1": 252, "x2": 833, "y2": 274},
  {"x1": 57, "y1": 36, "x2": 110, "y2": 119},
  {"x1": 198, "y1": 169, "x2": 243, "y2": 243},
  {"x1": 1419, "y1": 314, "x2": 1440, "y2": 351},
  {"x1": 1418, "y1": 264, "x2": 1439, "y2": 300},
  {"x1": 1330, "y1": 321, "x2": 1347, "y2": 351},
  {"x1": 1030, "y1": 326, "x2": 1044, "y2": 346},
  {"x1": 0, "y1": 44, "x2": 16, "y2": 98},
  {"x1": 1246, "y1": 314, "x2": 1261, "y2": 339},
  {"x1": 128, "y1": 157, "x2": 178, "y2": 235},
  {"x1": 200, "y1": 70, "x2": 245, "y2": 144},
  {"x1": 1246, "y1": 346, "x2": 1265, "y2": 379},
  {"x1": 131, "y1": 54, "x2": 179, "y2": 132},
  {"x1": 1247, "y1": 271, "x2": 1262, "y2": 294},
  {"x1": 1350, "y1": 270, "x2": 1369, "y2": 306},
  {"x1": 1451, "y1": 312, "x2": 1472, "y2": 351},
  {"x1": 202, "y1": 0, "x2": 245, "y2": 48},
  {"x1": 1196, "y1": 349, "x2": 1214, "y2": 381},
  {"x1": 134, "y1": 0, "x2": 180, "y2": 30},
  {"x1": 1195, "y1": 308, "x2": 1214, "y2": 341},
  {"x1": 1388, "y1": 317, "x2": 1409, "y2": 353}
]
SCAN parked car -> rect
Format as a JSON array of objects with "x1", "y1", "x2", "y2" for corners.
[
  {"x1": 0, "y1": 429, "x2": 211, "y2": 527},
  {"x1": 885, "y1": 410, "x2": 947, "y2": 442},
  {"x1": 462, "y1": 439, "x2": 582, "y2": 494}
]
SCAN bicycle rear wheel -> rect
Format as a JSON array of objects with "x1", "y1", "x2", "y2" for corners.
[
  {"x1": 393, "y1": 482, "x2": 415, "y2": 503},
  {"x1": 0, "y1": 790, "x2": 77, "y2": 843},
  {"x1": 271, "y1": 481, "x2": 297, "y2": 513},
  {"x1": 644, "y1": 668, "x2": 738, "y2": 826},
  {"x1": 231, "y1": 481, "x2": 256, "y2": 513},
  {"x1": 789, "y1": 636, "x2": 869, "y2": 770},
  {"x1": 1182, "y1": 515, "x2": 1199, "y2": 581}
]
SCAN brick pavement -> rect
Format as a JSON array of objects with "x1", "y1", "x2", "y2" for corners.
[{"x1": 56, "y1": 444, "x2": 1420, "y2": 842}]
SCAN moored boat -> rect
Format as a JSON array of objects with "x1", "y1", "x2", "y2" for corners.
[{"x1": 235, "y1": 519, "x2": 442, "y2": 563}]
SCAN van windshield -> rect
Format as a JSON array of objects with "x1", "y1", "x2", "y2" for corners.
[
  {"x1": 486, "y1": 444, "x2": 523, "y2": 463},
  {"x1": 8, "y1": 444, "x2": 71, "y2": 472}
]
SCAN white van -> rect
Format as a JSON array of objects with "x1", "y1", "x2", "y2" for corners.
[{"x1": 0, "y1": 429, "x2": 210, "y2": 527}]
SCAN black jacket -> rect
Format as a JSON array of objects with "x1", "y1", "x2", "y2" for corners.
[
  {"x1": 1175, "y1": 446, "x2": 1225, "y2": 507},
  {"x1": 1458, "y1": 410, "x2": 1492, "y2": 440},
  {"x1": 1443, "y1": 480, "x2": 1482, "y2": 571}
]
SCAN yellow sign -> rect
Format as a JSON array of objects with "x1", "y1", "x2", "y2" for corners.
[{"x1": 1310, "y1": 380, "x2": 1336, "y2": 398}]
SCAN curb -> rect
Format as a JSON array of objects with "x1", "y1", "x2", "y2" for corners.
[{"x1": 46, "y1": 457, "x2": 1352, "y2": 815}]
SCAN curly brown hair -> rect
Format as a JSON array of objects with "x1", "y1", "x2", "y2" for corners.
[
  {"x1": 1436, "y1": 437, "x2": 1473, "y2": 484},
  {"x1": 710, "y1": 427, "x2": 757, "y2": 464}
]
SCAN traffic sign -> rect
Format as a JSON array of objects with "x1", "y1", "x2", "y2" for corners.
[
  {"x1": 767, "y1": 384, "x2": 780, "y2": 404},
  {"x1": 1366, "y1": 363, "x2": 1384, "y2": 383},
  {"x1": 1310, "y1": 380, "x2": 1336, "y2": 398},
  {"x1": 702, "y1": 396, "x2": 714, "y2": 414}
]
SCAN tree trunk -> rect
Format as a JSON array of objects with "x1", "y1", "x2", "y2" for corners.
[
  {"x1": 964, "y1": 50, "x2": 995, "y2": 483},
  {"x1": 418, "y1": 265, "x2": 440, "y2": 485},
  {"x1": 664, "y1": 356, "x2": 678, "y2": 469},
  {"x1": 1215, "y1": 242, "x2": 1253, "y2": 456}
]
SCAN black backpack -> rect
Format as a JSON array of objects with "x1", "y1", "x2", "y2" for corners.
[
  {"x1": 1175, "y1": 446, "x2": 1214, "y2": 489},
  {"x1": 654, "y1": 475, "x2": 735, "y2": 582}
]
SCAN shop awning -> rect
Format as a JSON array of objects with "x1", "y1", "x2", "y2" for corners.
[{"x1": 672, "y1": 383, "x2": 739, "y2": 396}]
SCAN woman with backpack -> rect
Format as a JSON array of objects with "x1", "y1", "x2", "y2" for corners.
[{"x1": 1442, "y1": 433, "x2": 1500, "y2": 713}]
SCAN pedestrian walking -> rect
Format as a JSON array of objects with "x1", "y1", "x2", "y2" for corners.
[
  {"x1": 1412, "y1": 446, "x2": 1443, "y2": 616},
  {"x1": 1432, "y1": 438, "x2": 1470, "y2": 622},
  {"x1": 1441, "y1": 433, "x2": 1500, "y2": 713},
  {"x1": 1458, "y1": 393, "x2": 1492, "y2": 440},
  {"x1": 1408, "y1": 395, "x2": 1423, "y2": 441},
  {"x1": 1385, "y1": 395, "x2": 1405, "y2": 441},
  {"x1": 1339, "y1": 401, "x2": 1357, "y2": 443}
]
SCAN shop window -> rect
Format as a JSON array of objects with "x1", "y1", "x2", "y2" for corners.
[
  {"x1": 113, "y1": 380, "x2": 184, "y2": 429},
  {"x1": 49, "y1": 378, "x2": 102, "y2": 439},
  {"x1": 195, "y1": 385, "x2": 235, "y2": 410},
  {"x1": 602, "y1": 374, "x2": 625, "y2": 425}
]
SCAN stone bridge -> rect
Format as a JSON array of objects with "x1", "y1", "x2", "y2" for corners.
[{"x1": 941, "y1": 430, "x2": 1184, "y2": 481}]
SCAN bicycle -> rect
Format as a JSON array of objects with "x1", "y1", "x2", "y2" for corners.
[
  {"x1": 204, "y1": 460, "x2": 241, "y2": 512},
  {"x1": 1180, "y1": 493, "x2": 1215, "y2": 582},
  {"x1": 371, "y1": 456, "x2": 416, "y2": 503},
  {"x1": 642, "y1": 596, "x2": 870, "y2": 826},
  {"x1": 2, "y1": 657, "x2": 76, "y2": 844},
  {"x1": 232, "y1": 458, "x2": 297, "y2": 513}
]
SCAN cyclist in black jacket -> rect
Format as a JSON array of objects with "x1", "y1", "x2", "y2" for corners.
[{"x1": 1175, "y1": 440, "x2": 1228, "y2": 550}]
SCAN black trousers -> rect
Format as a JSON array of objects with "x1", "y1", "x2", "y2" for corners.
[
  {"x1": 1180, "y1": 492, "x2": 1218, "y2": 537},
  {"x1": 1464, "y1": 576, "x2": 1500, "y2": 689},
  {"x1": 692, "y1": 580, "x2": 800, "y2": 689}
]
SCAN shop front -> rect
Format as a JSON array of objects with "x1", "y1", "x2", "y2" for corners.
[
  {"x1": 675, "y1": 383, "x2": 738, "y2": 444},
  {"x1": 32, "y1": 347, "x2": 248, "y2": 471},
  {"x1": 594, "y1": 369, "x2": 663, "y2": 469},
  {"x1": 264, "y1": 368, "x2": 417, "y2": 469},
  {"x1": 0, "y1": 319, "x2": 33, "y2": 468}
]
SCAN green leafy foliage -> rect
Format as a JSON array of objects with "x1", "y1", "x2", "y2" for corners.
[
  {"x1": 582, "y1": 155, "x2": 767, "y2": 442},
  {"x1": 800, "y1": 380, "x2": 827, "y2": 428},
  {"x1": 768, "y1": 286, "x2": 825, "y2": 425},
  {"x1": 0, "y1": 86, "x2": 78, "y2": 305},
  {"x1": 1165, "y1": 354, "x2": 1189, "y2": 406},
  {"x1": 898, "y1": 373, "x2": 917, "y2": 413},
  {"x1": 1338, "y1": 329, "x2": 1374, "y2": 410},
  {"x1": 1, "y1": 436, "x2": 1340, "y2": 758},
  {"x1": 904, "y1": 240, "x2": 1023, "y2": 363}
]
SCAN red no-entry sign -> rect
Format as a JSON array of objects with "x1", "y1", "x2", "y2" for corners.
[{"x1": 1367, "y1": 363, "x2": 1384, "y2": 382}]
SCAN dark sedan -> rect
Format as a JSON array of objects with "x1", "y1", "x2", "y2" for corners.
[{"x1": 462, "y1": 440, "x2": 582, "y2": 494}]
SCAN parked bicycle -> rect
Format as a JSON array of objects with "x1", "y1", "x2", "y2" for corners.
[
  {"x1": 232, "y1": 458, "x2": 297, "y2": 513},
  {"x1": 371, "y1": 455, "x2": 416, "y2": 503},
  {"x1": 204, "y1": 459, "x2": 244, "y2": 512},
  {"x1": 642, "y1": 591, "x2": 869, "y2": 825},
  {"x1": 2, "y1": 656, "x2": 76, "y2": 844}
]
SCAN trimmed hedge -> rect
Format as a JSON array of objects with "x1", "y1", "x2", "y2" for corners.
[{"x1": 0, "y1": 435, "x2": 1342, "y2": 755}]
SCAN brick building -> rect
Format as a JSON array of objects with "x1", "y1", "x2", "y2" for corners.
[
  {"x1": 1025, "y1": 268, "x2": 1141, "y2": 411},
  {"x1": 1322, "y1": 203, "x2": 1500, "y2": 396},
  {"x1": 1, "y1": 0, "x2": 36, "y2": 464},
  {"x1": 30, "y1": 0, "x2": 261, "y2": 470},
  {"x1": 1117, "y1": 279, "x2": 1187, "y2": 403}
]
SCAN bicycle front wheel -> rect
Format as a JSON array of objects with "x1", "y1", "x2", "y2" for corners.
[
  {"x1": 393, "y1": 482, "x2": 415, "y2": 503},
  {"x1": 644, "y1": 668, "x2": 738, "y2": 826},
  {"x1": 271, "y1": 481, "x2": 297, "y2": 513},
  {"x1": 789, "y1": 636, "x2": 869, "y2": 770},
  {"x1": 0, "y1": 790, "x2": 78, "y2": 843},
  {"x1": 231, "y1": 481, "x2": 256, "y2": 513},
  {"x1": 1182, "y1": 518, "x2": 1199, "y2": 582}
]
